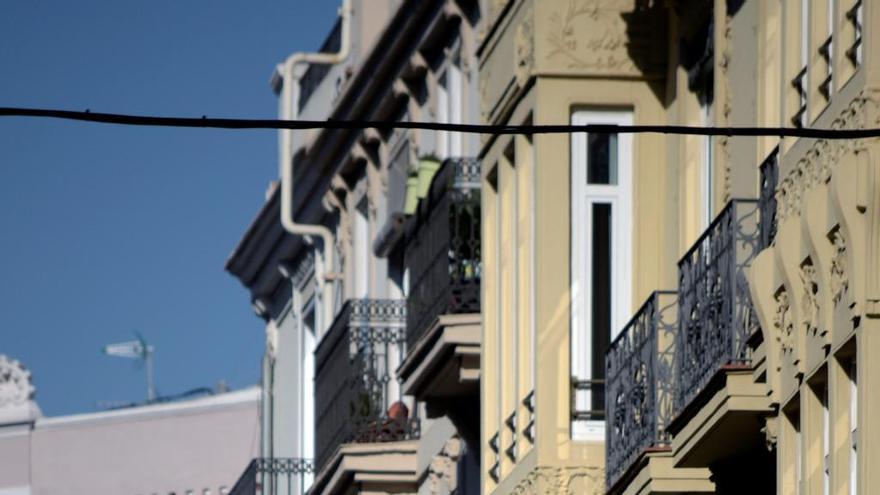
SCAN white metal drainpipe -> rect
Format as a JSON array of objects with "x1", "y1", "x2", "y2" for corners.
[{"x1": 276, "y1": 0, "x2": 352, "y2": 334}]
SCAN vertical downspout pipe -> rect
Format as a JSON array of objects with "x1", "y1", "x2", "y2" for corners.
[{"x1": 276, "y1": 0, "x2": 352, "y2": 332}]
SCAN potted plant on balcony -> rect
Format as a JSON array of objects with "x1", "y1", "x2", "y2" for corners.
[
  {"x1": 415, "y1": 152, "x2": 441, "y2": 199},
  {"x1": 403, "y1": 171, "x2": 420, "y2": 215},
  {"x1": 403, "y1": 152, "x2": 441, "y2": 214}
]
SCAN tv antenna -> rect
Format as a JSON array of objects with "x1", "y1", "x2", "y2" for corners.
[{"x1": 103, "y1": 333, "x2": 156, "y2": 402}]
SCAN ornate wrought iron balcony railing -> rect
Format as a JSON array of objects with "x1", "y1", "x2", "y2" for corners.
[
  {"x1": 229, "y1": 458, "x2": 314, "y2": 495},
  {"x1": 759, "y1": 148, "x2": 779, "y2": 249},
  {"x1": 674, "y1": 199, "x2": 761, "y2": 416},
  {"x1": 404, "y1": 158, "x2": 481, "y2": 349},
  {"x1": 313, "y1": 299, "x2": 418, "y2": 472},
  {"x1": 605, "y1": 291, "x2": 678, "y2": 489}
]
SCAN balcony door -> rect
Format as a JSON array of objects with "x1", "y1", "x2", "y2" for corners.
[{"x1": 570, "y1": 109, "x2": 633, "y2": 440}]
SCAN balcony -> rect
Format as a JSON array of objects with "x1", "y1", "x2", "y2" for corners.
[
  {"x1": 313, "y1": 299, "x2": 419, "y2": 473},
  {"x1": 397, "y1": 158, "x2": 481, "y2": 443},
  {"x1": 674, "y1": 199, "x2": 762, "y2": 416},
  {"x1": 229, "y1": 458, "x2": 314, "y2": 495},
  {"x1": 605, "y1": 291, "x2": 678, "y2": 489},
  {"x1": 403, "y1": 157, "x2": 481, "y2": 349}
]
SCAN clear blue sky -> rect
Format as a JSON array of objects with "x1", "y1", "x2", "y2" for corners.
[{"x1": 0, "y1": 1, "x2": 338, "y2": 416}]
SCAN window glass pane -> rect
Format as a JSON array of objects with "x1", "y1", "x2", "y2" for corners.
[
  {"x1": 587, "y1": 133, "x2": 618, "y2": 185},
  {"x1": 591, "y1": 202, "x2": 612, "y2": 414}
]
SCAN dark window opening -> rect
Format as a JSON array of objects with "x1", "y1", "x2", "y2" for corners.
[{"x1": 591, "y1": 202, "x2": 612, "y2": 414}]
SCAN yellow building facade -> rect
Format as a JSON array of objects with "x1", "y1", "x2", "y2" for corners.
[{"x1": 479, "y1": 0, "x2": 878, "y2": 494}]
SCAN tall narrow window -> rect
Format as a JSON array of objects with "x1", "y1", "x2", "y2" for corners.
[
  {"x1": 571, "y1": 110, "x2": 633, "y2": 440},
  {"x1": 301, "y1": 307, "x2": 316, "y2": 492},
  {"x1": 447, "y1": 56, "x2": 464, "y2": 157},
  {"x1": 354, "y1": 201, "x2": 369, "y2": 298},
  {"x1": 437, "y1": 53, "x2": 464, "y2": 160},
  {"x1": 436, "y1": 72, "x2": 449, "y2": 159},
  {"x1": 849, "y1": 358, "x2": 858, "y2": 495}
]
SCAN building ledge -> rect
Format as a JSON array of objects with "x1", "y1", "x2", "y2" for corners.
[
  {"x1": 669, "y1": 369, "x2": 772, "y2": 469},
  {"x1": 308, "y1": 440, "x2": 418, "y2": 495},
  {"x1": 398, "y1": 313, "x2": 481, "y2": 400},
  {"x1": 608, "y1": 450, "x2": 713, "y2": 495}
]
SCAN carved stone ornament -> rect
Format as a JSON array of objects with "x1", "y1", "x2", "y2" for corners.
[
  {"x1": 773, "y1": 288, "x2": 794, "y2": 360},
  {"x1": 829, "y1": 230, "x2": 849, "y2": 307},
  {"x1": 761, "y1": 416, "x2": 779, "y2": 451},
  {"x1": 0, "y1": 355, "x2": 34, "y2": 407},
  {"x1": 511, "y1": 466, "x2": 604, "y2": 495},
  {"x1": 800, "y1": 260, "x2": 820, "y2": 337},
  {"x1": 428, "y1": 436, "x2": 462, "y2": 495},
  {"x1": 777, "y1": 91, "x2": 880, "y2": 224},
  {"x1": 546, "y1": 0, "x2": 634, "y2": 74},
  {"x1": 514, "y1": 9, "x2": 534, "y2": 87}
]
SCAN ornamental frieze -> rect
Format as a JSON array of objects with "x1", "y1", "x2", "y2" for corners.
[
  {"x1": 511, "y1": 466, "x2": 604, "y2": 495},
  {"x1": 777, "y1": 91, "x2": 880, "y2": 224}
]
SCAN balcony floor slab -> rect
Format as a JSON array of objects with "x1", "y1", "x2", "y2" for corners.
[
  {"x1": 308, "y1": 440, "x2": 418, "y2": 495},
  {"x1": 398, "y1": 313, "x2": 481, "y2": 400},
  {"x1": 609, "y1": 451, "x2": 714, "y2": 495},
  {"x1": 669, "y1": 369, "x2": 772, "y2": 469}
]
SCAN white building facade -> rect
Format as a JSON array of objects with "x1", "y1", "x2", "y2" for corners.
[{"x1": 0, "y1": 355, "x2": 260, "y2": 495}]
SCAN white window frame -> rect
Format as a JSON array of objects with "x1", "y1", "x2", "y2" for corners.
[
  {"x1": 436, "y1": 72, "x2": 449, "y2": 159},
  {"x1": 570, "y1": 109, "x2": 633, "y2": 441},
  {"x1": 353, "y1": 201, "x2": 370, "y2": 298},
  {"x1": 447, "y1": 58, "x2": 463, "y2": 157}
]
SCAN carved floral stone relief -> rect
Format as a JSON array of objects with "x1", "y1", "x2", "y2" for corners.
[
  {"x1": 799, "y1": 260, "x2": 819, "y2": 337},
  {"x1": 514, "y1": 8, "x2": 534, "y2": 87},
  {"x1": 773, "y1": 288, "x2": 795, "y2": 365},
  {"x1": 428, "y1": 436, "x2": 462, "y2": 495},
  {"x1": 543, "y1": 0, "x2": 653, "y2": 76},
  {"x1": 829, "y1": 229, "x2": 849, "y2": 307},
  {"x1": 777, "y1": 91, "x2": 880, "y2": 224},
  {"x1": 511, "y1": 466, "x2": 604, "y2": 495}
]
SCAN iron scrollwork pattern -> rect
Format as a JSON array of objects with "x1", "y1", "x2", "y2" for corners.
[
  {"x1": 759, "y1": 147, "x2": 779, "y2": 249},
  {"x1": 605, "y1": 291, "x2": 678, "y2": 489},
  {"x1": 314, "y1": 299, "x2": 417, "y2": 472},
  {"x1": 675, "y1": 200, "x2": 761, "y2": 415},
  {"x1": 404, "y1": 158, "x2": 481, "y2": 349},
  {"x1": 229, "y1": 458, "x2": 315, "y2": 495}
]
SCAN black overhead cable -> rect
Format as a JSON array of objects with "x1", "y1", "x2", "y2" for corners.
[{"x1": 2, "y1": 106, "x2": 880, "y2": 140}]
